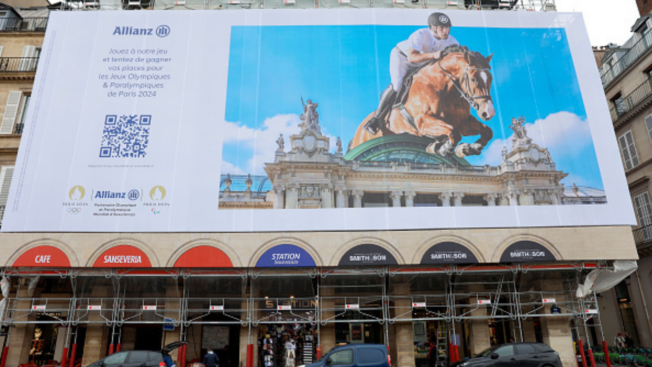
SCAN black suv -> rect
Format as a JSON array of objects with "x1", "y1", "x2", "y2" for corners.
[
  {"x1": 451, "y1": 343, "x2": 562, "y2": 367},
  {"x1": 88, "y1": 342, "x2": 187, "y2": 367}
]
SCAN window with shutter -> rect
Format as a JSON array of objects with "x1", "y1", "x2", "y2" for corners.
[
  {"x1": 634, "y1": 192, "x2": 652, "y2": 240},
  {"x1": 18, "y1": 45, "x2": 35, "y2": 71},
  {"x1": 0, "y1": 91, "x2": 23, "y2": 134},
  {"x1": 0, "y1": 166, "x2": 14, "y2": 206},
  {"x1": 646, "y1": 115, "x2": 652, "y2": 145},
  {"x1": 619, "y1": 131, "x2": 640, "y2": 170}
]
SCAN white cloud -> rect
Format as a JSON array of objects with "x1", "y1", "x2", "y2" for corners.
[
  {"x1": 220, "y1": 160, "x2": 246, "y2": 175},
  {"x1": 222, "y1": 114, "x2": 337, "y2": 175},
  {"x1": 475, "y1": 112, "x2": 592, "y2": 166}
]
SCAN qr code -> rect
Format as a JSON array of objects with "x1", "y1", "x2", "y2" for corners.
[{"x1": 99, "y1": 115, "x2": 151, "y2": 158}]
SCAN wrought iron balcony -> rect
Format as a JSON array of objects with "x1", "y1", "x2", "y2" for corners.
[
  {"x1": 0, "y1": 18, "x2": 48, "y2": 32},
  {"x1": 633, "y1": 224, "x2": 652, "y2": 245},
  {"x1": 13, "y1": 123, "x2": 24, "y2": 135},
  {"x1": 609, "y1": 77, "x2": 652, "y2": 122},
  {"x1": 600, "y1": 31, "x2": 652, "y2": 88},
  {"x1": 0, "y1": 57, "x2": 39, "y2": 73}
]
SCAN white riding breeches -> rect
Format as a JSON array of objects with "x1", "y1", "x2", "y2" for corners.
[{"x1": 389, "y1": 47, "x2": 414, "y2": 92}]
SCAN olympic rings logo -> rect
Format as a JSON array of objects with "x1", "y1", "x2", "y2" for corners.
[{"x1": 67, "y1": 208, "x2": 82, "y2": 214}]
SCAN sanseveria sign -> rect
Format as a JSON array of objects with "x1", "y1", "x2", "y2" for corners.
[{"x1": 256, "y1": 244, "x2": 316, "y2": 267}]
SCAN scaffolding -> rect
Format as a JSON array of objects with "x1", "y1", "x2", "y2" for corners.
[{"x1": 0, "y1": 262, "x2": 609, "y2": 367}]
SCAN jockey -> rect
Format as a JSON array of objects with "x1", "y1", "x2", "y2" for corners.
[{"x1": 364, "y1": 12, "x2": 460, "y2": 134}]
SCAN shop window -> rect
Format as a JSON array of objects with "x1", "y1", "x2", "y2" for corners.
[
  {"x1": 618, "y1": 131, "x2": 640, "y2": 170},
  {"x1": 329, "y1": 349, "x2": 353, "y2": 365},
  {"x1": 615, "y1": 279, "x2": 641, "y2": 348}
]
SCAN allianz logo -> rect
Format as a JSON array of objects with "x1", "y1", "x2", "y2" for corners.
[
  {"x1": 95, "y1": 190, "x2": 140, "y2": 201},
  {"x1": 113, "y1": 25, "x2": 170, "y2": 38}
]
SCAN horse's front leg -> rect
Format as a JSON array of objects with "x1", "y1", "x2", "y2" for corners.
[
  {"x1": 455, "y1": 115, "x2": 494, "y2": 157},
  {"x1": 416, "y1": 115, "x2": 461, "y2": 157}
]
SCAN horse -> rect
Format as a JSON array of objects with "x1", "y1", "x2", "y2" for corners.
[{"x1": 350, "y1": 47, "x2": 495, "y2": 158}]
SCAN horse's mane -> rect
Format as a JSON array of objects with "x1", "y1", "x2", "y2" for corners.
[{"x1": 441, "y1": 45, "x2": 491, "y2": 69}]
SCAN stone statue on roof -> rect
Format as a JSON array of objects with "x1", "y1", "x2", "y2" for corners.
[{"x1": 300, "y1": 97, "x2": 321, "y2": 135}]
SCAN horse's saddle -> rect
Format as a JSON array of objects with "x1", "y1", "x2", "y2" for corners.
[{"x1": 393, "y1": 45, "x2": 472, "y2": 108}]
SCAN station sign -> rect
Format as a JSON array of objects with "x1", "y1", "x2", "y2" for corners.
[{"x1": 256, "y1": 244, "x2": 316, "y2": 268}]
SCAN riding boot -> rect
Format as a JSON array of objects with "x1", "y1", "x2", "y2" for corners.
[{"x1": 364, "y1": 84, "x2": 397, "y2": 135}]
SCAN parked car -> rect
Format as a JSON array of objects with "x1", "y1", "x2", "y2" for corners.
[
  {"x1": 87, "y1": 341, "x2": 187, "y2": 367},
  {"x1": 451, "y1": 343, "x2": 562, "y2": 367},
  {"x1": 302, "y1": 344, "x2": 390, "y2": 367}
]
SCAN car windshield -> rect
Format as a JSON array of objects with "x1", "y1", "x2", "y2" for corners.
[{"x1": 475, "y1": 346, "x2": 498, "y2": 358}]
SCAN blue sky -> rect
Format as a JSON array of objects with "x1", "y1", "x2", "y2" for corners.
[{"x1": 222, "y1": 24, "x2": 603, "y2": 190}]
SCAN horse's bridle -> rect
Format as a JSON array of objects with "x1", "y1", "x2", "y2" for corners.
[{"x1": 438, "y1": 60, "x2": 492, "y2": 110}]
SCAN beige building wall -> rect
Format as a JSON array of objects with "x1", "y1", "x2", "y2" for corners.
[{"x1": 0, "y1": 227, "x2": 639, "y2": 269}]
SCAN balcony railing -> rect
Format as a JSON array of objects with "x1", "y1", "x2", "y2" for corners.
[
  {"x1": 0, "y1": 18, "x2": 48, "y2": 32},
  {"x1": 600, "y1": 31, "x2": 652, "y2": 88},
  {"x1": 633, "y1": 224, "x2": 652, "y2": 245},
  {"x1": 609, "y1": 77, "x2": 652, "y2": 122},
  {"x1": 13, "y1": 123, "x2": 24, "y2": 135},
  {"x1": 0, "y1": 57, "x2": 39, "y2": 73}
]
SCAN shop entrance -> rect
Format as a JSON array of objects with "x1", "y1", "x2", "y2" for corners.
[{"x1": 251, "y1": 270, "x2": 318, "y2": 367}]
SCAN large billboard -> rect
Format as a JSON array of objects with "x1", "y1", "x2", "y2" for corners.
[{"x1": 2, "y1": 10, "x2": 635, "y2": 232}]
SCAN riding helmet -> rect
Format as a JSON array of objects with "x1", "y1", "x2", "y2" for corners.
[{"x1": 428, "y1": 12, "x2": 452, "y2": 28}]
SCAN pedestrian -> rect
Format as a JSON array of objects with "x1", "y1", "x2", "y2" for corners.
[
  {"x1": 624, "y1": 332, "x2": 634, "y2": 349},
  {"x1": 427, "y1": 342, "x2": 437, "y2": 367},
  {"x1": 614, "y1": 333, "x2": 626, "y2": 349},
  {"x1": 203, "y1": 348, "x2": 220, "y2": 367}
]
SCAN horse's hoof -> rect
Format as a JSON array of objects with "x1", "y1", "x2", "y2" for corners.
[
  {"x1": 455, "y1": 144, "x2": 469, "y2": 158},
  {"x1": 438, "y1": 141, "x2": 454, "y2": 157},
  {"x1": 426, "y1": 142, "x2": 439, "y2": 154}
]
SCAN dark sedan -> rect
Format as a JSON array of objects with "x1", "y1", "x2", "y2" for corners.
[{"x1": 451, "y1": 343, "x2": 562, "y2": 367}]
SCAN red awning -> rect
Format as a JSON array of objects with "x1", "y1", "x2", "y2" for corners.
[
  {"x1": 12, "y1": 246, "x2": 71, "y2": 267},
  {"x1": 174, "y1": 246, "x2": 233, "y2": 268},
  {"x1": 92, "y1": 245, "x2": 152, "y2": 268}
]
